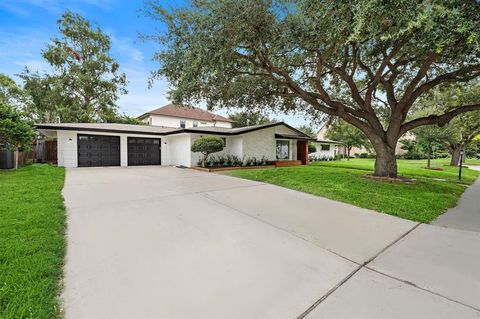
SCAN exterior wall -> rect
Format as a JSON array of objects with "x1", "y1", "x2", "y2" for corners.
[
  {"x1": 310, "y1": 142, "x2": 336, "y2": 159},
  {"x1": 147, "y1": 114, "x2": 232, "y2": 128},
  {"x1": 57, "y1": 130, "x2": 77, "y2": 167},
  {"x1": 56, "y1": 130, "x2": 167, "y2": 168},
  {"x1": 163, "y1": 134, "x2": 191, "y2": 167},
  {"x1": 241, "y1": 126, "x2": 298, "y2": 161}
]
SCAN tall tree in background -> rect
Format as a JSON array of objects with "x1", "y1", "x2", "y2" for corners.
[
  {"x1": 326, "y1": 120, "x2": 369, "y2": 160},
  {"x1": 228, "y1": 111, "x2": 273, "y2": 128},
  {"x1": 413, "y1": 124, "x2": 452, "y2": 169},
  {"x1": 413, "y1": 83, "x2": 480, "y2": 166},
  {"x1": 145, "y1": 0, "x2": 480, "y2": 177},
  {"x1": 22, "y1": 11, "x2": 127, "y2": 123},
  {"x1": 0, "y1": 102, "x2": 35, "y2": 169},
  {"x1": 0, "y1": 73, "x2": 25, "y2": 108},
  {"x1": 443, "y1": 112, "x2": 480, "y2": 165}
]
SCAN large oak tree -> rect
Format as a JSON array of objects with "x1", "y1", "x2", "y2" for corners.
[
  {"x1": 22, "y1": 11, "x2": 127, "y2": 123},
  {"x1": 145, "y1": 0, "x2": 480, "y2": 177}
]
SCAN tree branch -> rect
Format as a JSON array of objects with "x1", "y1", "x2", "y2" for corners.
[{"x1": 400, "y1": 103, "x2": 480, "y2": 135}]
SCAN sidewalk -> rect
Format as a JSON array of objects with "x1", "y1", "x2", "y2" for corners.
[{"x1": 432, "y1": 166, "x2": 480, "y2": 232}]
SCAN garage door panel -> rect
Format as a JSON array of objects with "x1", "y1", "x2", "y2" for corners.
[
  {"x1": 78, "y1": 135, "x2": 120, "y2": 167},
  {"x1": 128, "y1": 137, "x2": 161, "y2": 166}
]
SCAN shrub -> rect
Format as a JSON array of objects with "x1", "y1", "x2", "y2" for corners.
[{"x1": 191, "y1": 136, "x2": 224, "y2": 167}]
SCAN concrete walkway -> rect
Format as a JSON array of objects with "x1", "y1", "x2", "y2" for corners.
[
  {"x1": 433, "y1": 166, "x2": 480, "y2": 232},
  {"x1": 62, "y1": 167, "x2": 480, "y2": 318}
]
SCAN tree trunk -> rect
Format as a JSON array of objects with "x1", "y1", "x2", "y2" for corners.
[
  {"x1": 374, "y1": 143, "x2": 398, "y2": 177},
  {"x1": 427, "y1": 144, "x2": 431, "y2": 169},
  {"x1": 347, "y1": 146, "x2": 351, "y2": 161},
  {"x1": 450, "y1": 146, "x2": 461, "y2": 166}
]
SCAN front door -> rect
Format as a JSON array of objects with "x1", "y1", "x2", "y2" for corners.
[{"x1": 296, "y1": 140, "x2": 308, "y2": 165}]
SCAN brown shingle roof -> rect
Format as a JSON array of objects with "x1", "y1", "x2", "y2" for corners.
[{"x1": 139, "y1": 104, "x2": 234, "y2": 123}]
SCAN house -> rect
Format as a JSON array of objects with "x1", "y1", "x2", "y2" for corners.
[
  {"x1": 309, "y1": 139, "x2": 340, "y2": 160},
  {"x1": 36, "y1": 105, "x2": 312, "y2": 168},
  {"x1": 316, "y1": 125, "x2": 414, "y2": 157},
  {"x1": 137, "y1": 104, "x2": 234, "y2": 128}
]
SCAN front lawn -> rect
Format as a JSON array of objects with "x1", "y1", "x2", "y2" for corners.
[
  {"x1": 0, "y1": 164, "x2": 66, "y2": 319},
  {"x1": 225, "y1": 159, "x2": 480, "y2": 223}
]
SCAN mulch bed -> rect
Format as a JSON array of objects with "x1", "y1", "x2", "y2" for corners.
[
  {"x1": 364, "y1": 174, "x2": 416, "y2": 184},
  {"x1": 192, "y1": 165, "x2": 275, "y2": 172}
]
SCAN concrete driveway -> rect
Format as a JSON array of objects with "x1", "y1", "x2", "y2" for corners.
[{"x1": 62, "y1": 167, "x2": 480, "y2": 318}]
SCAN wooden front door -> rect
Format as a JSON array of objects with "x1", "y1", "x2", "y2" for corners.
[{"x1": 296, "y1": 140, "x2": 308, "y2": 165}]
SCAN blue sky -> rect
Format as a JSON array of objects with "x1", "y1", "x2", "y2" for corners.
[{"x1": 0, "y1": 0, "x2": 312, "y2": 128}]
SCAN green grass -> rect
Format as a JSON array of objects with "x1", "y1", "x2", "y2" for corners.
[
  {"x1": 225, "y1": 159, "x2": 480, "y2": 223},
  {"x1": 0, "y1": 164, "x2": 66, "y2": 319}
]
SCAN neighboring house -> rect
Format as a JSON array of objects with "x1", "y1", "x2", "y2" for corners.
[
  {"x1": 310, "y1": 140, "x2": 340, "y2": 160},
  {"x1": 36, "y1": 121, "x2": 312, "y2": 168},
  {"x1": 138, "y1": 104, "x2": 234, "y2": 128},
  {"x1": 316, "y1": 125, "x2": 413, "y2": 157}
]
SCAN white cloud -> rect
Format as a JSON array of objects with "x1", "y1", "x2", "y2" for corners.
[{"x1": 110, "y1": 35, "x2": 145, "y2": 63}]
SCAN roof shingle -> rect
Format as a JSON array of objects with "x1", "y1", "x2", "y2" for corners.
[{"x1": 139, "y1": 104, "x2": 234, "y2": 123}]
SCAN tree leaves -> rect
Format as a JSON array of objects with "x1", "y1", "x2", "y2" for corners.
[{"x1": 22, "y1": 11, "x2": 127, "y2": 123}]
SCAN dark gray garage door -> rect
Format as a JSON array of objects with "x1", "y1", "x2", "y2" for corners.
[
  {"x1": 78, "y1": 135, "x2": 120, "y2": 167},
  {"x1": 128, "y1": 137, "x2": 161, "y2": 166}
]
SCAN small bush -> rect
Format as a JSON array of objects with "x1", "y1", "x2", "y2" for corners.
[{"x1": 191, "y1": 136, "x2": 224, "y2": 167}]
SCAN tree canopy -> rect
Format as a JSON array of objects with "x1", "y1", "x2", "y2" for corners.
[
  {"x1": 326, "y1": 120, "x2": 369, "y2": 159},
  {"x1": 145, "y1": 0, "x2": 480, "y2": 177},
  {"x1": 22, "y1": 11, "x2": 127, "y2": 123},
  {"x1": 0, "y1": 102, "x2": 35, "y2": 151},
  {"x1": 228, "y1": 111, "x2": 273, "y2": 128},
  {"x1": 414, "y1": 82, "x2": 480, "y2": 165}
]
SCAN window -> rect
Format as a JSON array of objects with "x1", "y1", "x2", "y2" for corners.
[
  {"x1": 193, "y1": 121, "x2": 198, "y2": 127},
  {"x1": 321, "y1": 144, "x2": 330, "y2": 151},
  {"x1": 180, "y1": 120, "x2": 186, "y2": 128},
  {"x1": 276, "y1": 140, "x2": 290, "y2": 160},
  {"x1": 200, "y1": 121, "x2": 207, "y2": 125}
]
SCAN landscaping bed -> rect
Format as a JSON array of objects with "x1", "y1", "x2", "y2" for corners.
[
  {"x1": 193, "y1": 165, "x2": 276, "y2": 172},
  {"x1": 224, "y1": 158, "x2": 480, "y2": 223},
  {"x1": 0, "y1": 164, "x2": 66, "y2": 319}
]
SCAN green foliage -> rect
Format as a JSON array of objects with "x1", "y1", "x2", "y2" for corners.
[
  {"x1": 0, "y1": 102, "x2": 35, "y2": 151},
  {"x1": 0, "y1": 164, "x2": 65, "y2": 319},
  {"x1": 191, "y1": 136, "x2": 225, "y2": 167},
  {"x1": 22, "y1": 11, "x2": 127, "y2": 123},
  {"x1": 399, "y1": 139, "x2": 425, "y2": 160},
  {"x1": 0, "y1": 73, "x2": 24, "y2": 108},
  {"x1": 144, "y1": 0, "x2": 479, "y2": 115},
  {"x1": 229, "y1": 111, "x2": 273, "y2": 128},
  {"x1": 326, "y1": 120, "x2": 369, "y2": 152},
  {"x1": 200, "y1": 154, "x2": 269, "y2": 167},
  {"x1": 105, "y1": 113, "x2": 145, "y2": 125},
  {"x1": 297, "y1": 125, "x2": 317, "y2": 153}
]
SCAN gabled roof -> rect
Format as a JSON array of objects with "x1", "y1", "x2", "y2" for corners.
[
  {"x1": 35, "y1": 122, "x2": 313, "y2": 139},
  {"x1": 138, "y1": 104, "x2": 234, "y2": 123}
]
